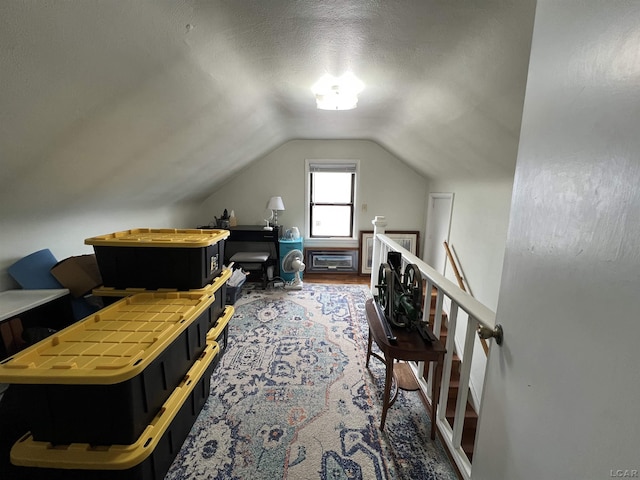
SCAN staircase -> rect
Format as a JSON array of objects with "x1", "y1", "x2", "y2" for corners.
[
  {"x1": 444, "y1": 349, "x2": 478, "y2": 461},
  {"x1": 371, "y1": 227, "x2": 493, "y2": 479},
  {"x1": 427, "y1": 288, "x2": 479, "y2": 462}
]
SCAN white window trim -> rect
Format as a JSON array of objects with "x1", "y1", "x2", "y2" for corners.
[{"x1": 305, "y1": 159, "x2": 359, "y2": 245}]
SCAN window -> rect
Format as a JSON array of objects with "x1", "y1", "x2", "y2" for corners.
[{"x1": 307, "y1": 161, "x2": 358, "y2": 238}]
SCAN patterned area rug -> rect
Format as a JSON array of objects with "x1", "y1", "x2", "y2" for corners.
[{"x1": 166, "y1": 284, "x2": 457, "y2": 480}]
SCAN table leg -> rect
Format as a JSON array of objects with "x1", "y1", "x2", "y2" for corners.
[
  {"x1": 366, "y1": 327, "x2": 373, "y2": 368},
  {"x1": 380, "y1": 355, "x2": 395, "y2": 430}
]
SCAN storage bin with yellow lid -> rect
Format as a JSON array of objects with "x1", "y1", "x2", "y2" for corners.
[
  {"x1": 94, "y1": 270, "x2": 235, "y2": 355},
  {"x1": 0, "y1": 291, "x2": 215, "y2": 446},
  {"x1": 9, "y1": 340, "x2": 220, "y2": 480},
  {"x1": 94, "y1": 267, "x2": 231, "y2": 328},
  {"x1": 85, "y1": 228, "x2": 229, "y2": 290}
]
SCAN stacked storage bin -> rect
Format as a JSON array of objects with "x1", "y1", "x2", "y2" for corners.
[
  {"x1": 86, "y1": 228, "x2": 234, "y2": 357},
  {"x1": 93, "y1": 268, "x2": 234, "y2": 355},
  {"x1": 0, "y1": 228, "x2": 234, "y2": 480}
]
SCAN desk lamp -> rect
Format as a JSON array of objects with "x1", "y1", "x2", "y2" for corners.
[{"x1": 266, "y1": 196, "x2": 285, "y2": 227}]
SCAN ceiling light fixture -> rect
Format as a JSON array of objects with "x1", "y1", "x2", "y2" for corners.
[{"x1": 311, "y1": 72, "x2": 364, "y2": 110}]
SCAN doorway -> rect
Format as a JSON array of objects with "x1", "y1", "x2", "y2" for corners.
[{"x1": 424, "y1": 193, "x2": 453, "y2": 274}]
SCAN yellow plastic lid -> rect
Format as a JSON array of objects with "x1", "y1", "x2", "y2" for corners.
[
  {"x1": 208, "y1": 305, "x2": 235, "y2": 342},
  {"x1": 0, "y1": 292, "x2": 215, "y2": 385},
  {"x1": 10, "y1": 341, "x2": 220, "y2": 470},
  {"x1": 93, "y1": 268, "x2": 231, "y2": 298},
  {"x1": 84, "y1": 228, "x2": 229, "y2": 248}
]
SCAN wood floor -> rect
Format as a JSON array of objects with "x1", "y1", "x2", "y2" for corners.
[{"x1": 303, "y1": 272, "x2": 371, "y2": 285}]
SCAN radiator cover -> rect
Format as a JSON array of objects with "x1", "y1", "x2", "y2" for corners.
[{"x1": 305, "y1": 249, "x2": 359, "y2": 273}]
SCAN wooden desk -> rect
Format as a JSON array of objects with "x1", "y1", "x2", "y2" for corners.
[
  {"x1": 226, "y1": 225, "x2": 281, "y2": 277},
  {"x1": 198, "y1": 224, "x2": 282, "y2": 280},
  {"x1": 365, "y1": 298, "x2": 446, "y2": 439}
]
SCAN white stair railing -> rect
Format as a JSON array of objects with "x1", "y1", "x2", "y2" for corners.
[{"x1": 368, "y1": 216, "x2": 500, "y2": 480}]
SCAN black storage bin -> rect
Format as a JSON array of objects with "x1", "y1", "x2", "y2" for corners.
[
  {"x1": 85, "y1": 229, "x2": 229, "y2": 290},
  {"x1": 0, "y1": 292, "x2": 214, "y2": 446},
  {"x1": 225, "y1": 278, "x2": 245, "y2": 305},
  {"x1": 10, "y1": 341, "x2": 220, "y2": 480},
  {"x1": 92, "y1": 268, "x2": 231, "y2": 330},
  {"x1": 207, "y1": 305, "x2": 235, "y2": 356}
]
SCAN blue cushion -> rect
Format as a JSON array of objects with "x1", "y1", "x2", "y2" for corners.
[{"x1": 8, "y1": 249, "x2": 63, "y2": 289}]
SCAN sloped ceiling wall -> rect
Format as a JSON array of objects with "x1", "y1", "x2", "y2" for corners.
[{"x1": 0, "y1": 1, "x2": 535, "y2": 219}]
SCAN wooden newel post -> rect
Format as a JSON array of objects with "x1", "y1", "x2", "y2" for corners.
[{"x1": 369, "y1": 216, "x2": 388, "y2": 295}]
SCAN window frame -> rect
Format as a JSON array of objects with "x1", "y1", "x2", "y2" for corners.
[{"x1": 305, "y1": 159, "x2": 359, "y2": 240}]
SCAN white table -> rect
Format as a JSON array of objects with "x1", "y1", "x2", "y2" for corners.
[
  {"x1": 0, "y1": 289, "x2": 70, "y2": 322},
  {"x1": 0, "y1": 289, "x2": 70, "y2": 394}
]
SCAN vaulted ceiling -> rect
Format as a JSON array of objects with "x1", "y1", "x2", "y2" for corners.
[{"x1": 0, "y1": 1, "x2": 535, "y2": 215}]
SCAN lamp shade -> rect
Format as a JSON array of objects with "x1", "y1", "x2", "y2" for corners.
[{"x1": 267, "y1": 196, "x2": 285, "y2": 211}]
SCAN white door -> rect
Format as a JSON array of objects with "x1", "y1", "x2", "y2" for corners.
[
  {"x1": 423, "y1": 193, "x2": 453, "y2": 273},
  {"x1": 473, "y1": 2, "x2": 640, "y2": 478}
]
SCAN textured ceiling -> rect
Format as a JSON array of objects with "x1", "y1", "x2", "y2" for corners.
[{"x1": 0, "y1": 1, "x2": 536, "y2": 215}]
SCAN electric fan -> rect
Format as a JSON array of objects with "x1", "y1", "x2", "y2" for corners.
[{"x1": 281, "y1": 249, "x2": 305, "y2": 290}]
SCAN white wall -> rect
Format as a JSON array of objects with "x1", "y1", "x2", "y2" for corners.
[
  {"x1": 0, "y1": 204, "x2": 193, "y2": 291},
  {"x1": 1, "y1": 139, "x2": 428, "y2": 291},
  {"x1": 429, "y1": 178, "x2": 513, "y2": 312},
  {"x1": 474, "y1": 1, "x2": 640, "y2": 478},
  {"x1": 428, "y1": 177, "x2": 514, "y2": 406},
  {"x1": 197, "y1": 139, "x2": 430, "y2": 248}
]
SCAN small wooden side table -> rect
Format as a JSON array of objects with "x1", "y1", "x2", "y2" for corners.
[{"x1": 365, "y1": 298, "x2": 446, "y2": 440}]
